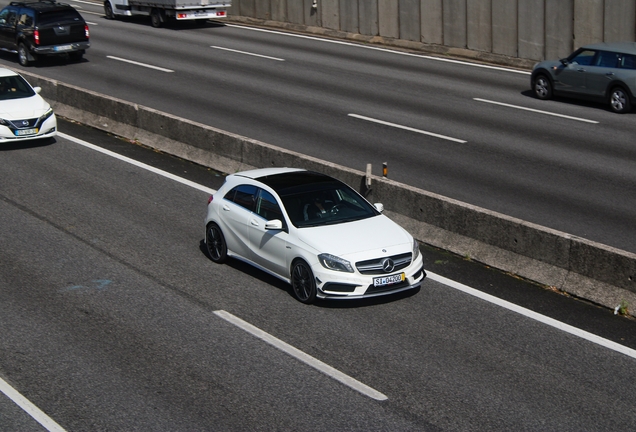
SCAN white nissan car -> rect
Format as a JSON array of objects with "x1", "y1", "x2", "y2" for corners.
[
  {"x1": 204, "y1": 168, "x2": 426, "y2": 304},
  {"x1": 0, "y1": 68, "x2": 57, "y2": 142}
]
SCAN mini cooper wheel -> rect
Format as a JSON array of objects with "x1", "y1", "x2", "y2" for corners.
[
  {"x1": 609, "y1": 87, "x2": 631, "y2": 114},
  {"x1": 533, "y1": 74, "x2": 553, "y2": 100},
  {"x1": 205, "y1": 222, "x2": 227, "y2": 263},
  {"x1": 291, "y1": 260, "x2": 317, "y2": 304}
]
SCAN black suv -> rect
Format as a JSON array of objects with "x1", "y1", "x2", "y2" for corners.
[{"x1": 0, "y1": 1, "x2": 89, "y2": 66}]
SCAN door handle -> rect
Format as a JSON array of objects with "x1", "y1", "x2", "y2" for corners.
[
  {"x1": 223, "y1": 205, "x2": 230, "y2": 211},
  {"x1": 250, "y1": 219, "x2": 259, "y2": 227}
]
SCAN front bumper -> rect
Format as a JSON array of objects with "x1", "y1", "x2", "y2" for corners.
[
  {"x1": 0, "y1": 114, "x2": 57, "y2": 141},
  {"x1": 314, "y1": 254, "x2": 426, "y2": 300}
]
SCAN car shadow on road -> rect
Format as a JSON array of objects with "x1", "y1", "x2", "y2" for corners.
[
  {"x1": 199, "y1": 239, "x2": 421, "y2": 308},
  {"x1": 0, "y1": 137, "x2": 56, "y2": 151},
  {"x1": 521, "y1": 89, "x2": 635, "y2": 114}
]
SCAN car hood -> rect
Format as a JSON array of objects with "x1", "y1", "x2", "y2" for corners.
[
  {"x1": 298, "y1": 215, "x2": 413, "y2": 258},
  {"x1": 0, "y1": 95, "x2": 50, "y2": 119}
]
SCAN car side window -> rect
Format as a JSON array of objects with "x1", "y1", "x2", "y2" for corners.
[
  {"x1": 569, "y1": 49, "x2": 595, "y2": 66},
  {"x1": 18, "y1": 11, "x2": 34, "y2": 27},
  {"x1": 620, "y1": 54, "x2": 636, "y2": 70},
  {"x1": 594, "y1": 51, "x2": 619, "y2": 68},
  {"x1": 255, "y1": 189, "x2": 284, "y2": 222},
  {"x1": 6, "y1": 10, "x2": 17, "y2": 26},
  {"x1": 224, "y1": 185, "x2": 257, "y2": 212}
]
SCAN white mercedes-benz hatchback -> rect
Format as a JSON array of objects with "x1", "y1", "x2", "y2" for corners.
[
  {"x1": 0, "y1": 68, "x2": 57, "y2": 142},
  {"x1": 204, "y1": 168, "x2": 425, "y2": 304}
]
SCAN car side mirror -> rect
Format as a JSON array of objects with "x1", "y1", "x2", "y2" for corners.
[
  {"x1": 265, "y1": 219, "x2": 284, "y2": 230},
  {"x1": 374, "y1": 203, "x2": 384, "y2": 213},
  {"x1": 33, "y1": 86, "x2": 41, "y2": 94},
  {"x1": 560, "y1": 58, "x2": 569, "y2": 66}
]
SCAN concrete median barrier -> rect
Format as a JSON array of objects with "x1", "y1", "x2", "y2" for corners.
[{"x1": 22, "y1": 70, "x2": 636, "y2": 316}]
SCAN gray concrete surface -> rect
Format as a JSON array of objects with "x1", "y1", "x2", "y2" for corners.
[
  {"x1": 21, "y1": 71, "x2": 636, "y2": 316},
  {"x1": 228, "y1": 0, "x2": 636, "y2": 62}
]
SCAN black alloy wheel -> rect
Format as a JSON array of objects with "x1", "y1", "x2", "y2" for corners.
[
  {"x1": 291, "y1": 260, "x2": 317, "y2": 304},
  {"x1": 206, "y1": 222, "x2": 227, "y2": 263}
]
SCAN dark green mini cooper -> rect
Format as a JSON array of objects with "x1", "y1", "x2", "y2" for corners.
[{"x1": 531, "y1": 42, "x2": 636, "y2": 113}]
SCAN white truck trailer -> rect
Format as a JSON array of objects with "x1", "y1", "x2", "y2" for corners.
[{"x1": 104, "y1": 0, "x2": 231, "y2": 27}]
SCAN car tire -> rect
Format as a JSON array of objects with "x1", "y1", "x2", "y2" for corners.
[
  {"x1": 205, "y1": 222, "x2": 228, "y2": 263},
  {"x1": 291, "y1": 260, "x2": 317, "y2": 304},
  {"x1": 18, "y1": 43, "x2": 32, "y2": 67},
  {"x1": 150, "y1": 9, "x2": 163, "y2": 28},
  {"x1": 104, "y1": 2, "x2": 115, "y2": 20},
  {"x1": 533, "y1": 74, "x2": 553, "y2": 100},
  {"x1": 609, "y1": 87, "x2": 632, "y2": 114}
]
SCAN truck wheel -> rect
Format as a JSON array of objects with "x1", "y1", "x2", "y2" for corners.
[
  {"x1": 104, "y1": 2, "x2": 115, "y2": 20},
  {"x1": 18, "y1": 43, "x2": 33, "y2": 67},
  {"x1": 150, "y1": 9, "x2": 163, "y2": 28}
]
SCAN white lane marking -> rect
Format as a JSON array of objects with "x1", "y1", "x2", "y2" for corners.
[
  {"x1": 224, "y1": 24, "x2": 530, "y2": 75},
  {"x1": 0, "y1": 377, "x2": 67, "y2": 432},
  {"x1": 474, "y1": 98, "x2": 600, "y2": 123},
  {"x1": 59, "y1": 132, "x2": 216, "y2": 195},
  {"x1": 427, "y1": 272, "x2": 636, "y2": 360},
  {"x1": 214, "y1": 310, "x2": 388, "y2": 401},
  {"x1": 63, "y1": 132, "x2": 636, "y2": 361},
  {"x1": 211, "y1": 46, "x2": 285, "y2": 61},
  {"x1": 106, "y1": 56, "x2": 174, "y2": 73},
  {"x1": 349, "y1": 113, "x2": 467, "y2": 143}
]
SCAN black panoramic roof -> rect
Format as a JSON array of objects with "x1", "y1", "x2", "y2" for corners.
[{"x1": 256, "y1": 171, "x2": 342, "y2": 196}]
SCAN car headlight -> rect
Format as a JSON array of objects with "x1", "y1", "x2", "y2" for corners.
[
  {"x1": 0, "y1": 118, "x2": 11, "y2": 127},
  {"x1": 413, "y1": 238, "x2": 420, "y2": 260},
  {"x1": 318, "y1": 253, "x2": 354, "y2": 273},
  {"x1": 39, "y1": 108, "x2": 54, "y2": 122}
]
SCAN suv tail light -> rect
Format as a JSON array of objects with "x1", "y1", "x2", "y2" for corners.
[
  {"x1": 34, "y1": 29, "x2": 40, "y2": 45},
  {"x1": 207, "y1": 195, "x2": 214, "y2": 204},
  {"x1": 85, "y1": 25, "x2": 90, "y2": 38}
]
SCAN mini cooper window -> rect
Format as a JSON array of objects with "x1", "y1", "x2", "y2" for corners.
[
  {"x1": 621, "y1": 54, "x2": 636, "y2": 69},
  {"x1": 595, "y1": 51, "x2": 620, "y2": 68},
  {"x1": 224, "y1": 184, "x2": 257, "y2": 211},
  {"x1": 569, "y1": 49, "x2": 595, "y2": 65}
]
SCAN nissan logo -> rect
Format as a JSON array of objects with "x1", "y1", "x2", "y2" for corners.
[
  {"x1": 381, "y1": 258, "x2": 395, "y2": 273},
  {"x1": 21, "y1": 120, "x2": 29, "y2": 126}
]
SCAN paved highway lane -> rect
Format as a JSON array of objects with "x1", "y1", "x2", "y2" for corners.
[
  {"x1": 3, "y1": 123, "x2": 636, "y2": 430},
  {"x1": 0, "y1": 0, "x2": 634, "y2": 255}
]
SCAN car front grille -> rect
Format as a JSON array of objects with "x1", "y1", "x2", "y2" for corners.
[
  {"x1": 356, "y1": 252, "x2": 412, "y2": 275},
  {"x1": 8, "y1": 118, "x2": 38, "y2": 129}
]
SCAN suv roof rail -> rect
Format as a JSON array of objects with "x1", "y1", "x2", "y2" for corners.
[{"x1": 9, "y1": 1, "x2": 69, "y2": 6}]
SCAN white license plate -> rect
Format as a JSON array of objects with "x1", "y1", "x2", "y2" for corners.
[
  {"x1": 373, "y1": 273, "x2": 405, "y2": 287},
  {"x1": 55, "y1": 45, "x2": 73, "y2": 52},
  {"x1": 15, "y1": 128, "x2": 38, "y2": 136}
]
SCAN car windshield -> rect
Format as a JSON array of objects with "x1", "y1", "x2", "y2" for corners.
[
  {"x1": 0, "y1": 75, "x2": 35, "y2": 100},
  {"x1": 279, "y1": 181, "x2": 380, "y2": 228}
]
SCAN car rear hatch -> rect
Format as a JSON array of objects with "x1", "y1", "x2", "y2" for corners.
[{"x1": 36, "y1": 10, "x2": 87, "y2": 46}]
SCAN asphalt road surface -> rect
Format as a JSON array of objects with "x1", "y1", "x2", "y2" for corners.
[{"x1": 2, "y1": 120, "x2": 636, "y2": 430}]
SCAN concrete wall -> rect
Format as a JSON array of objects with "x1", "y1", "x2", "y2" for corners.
[
  {"x1": 21, "y1": 71, "x2": 636, "y2": 316},
  {"x1": 228, "y1": 0, "x2": 636, "y2": 62}
]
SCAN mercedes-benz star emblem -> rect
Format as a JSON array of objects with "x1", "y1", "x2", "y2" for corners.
[{"x1": 382, "y1": 258, "x2": 395, "y2": 273}]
